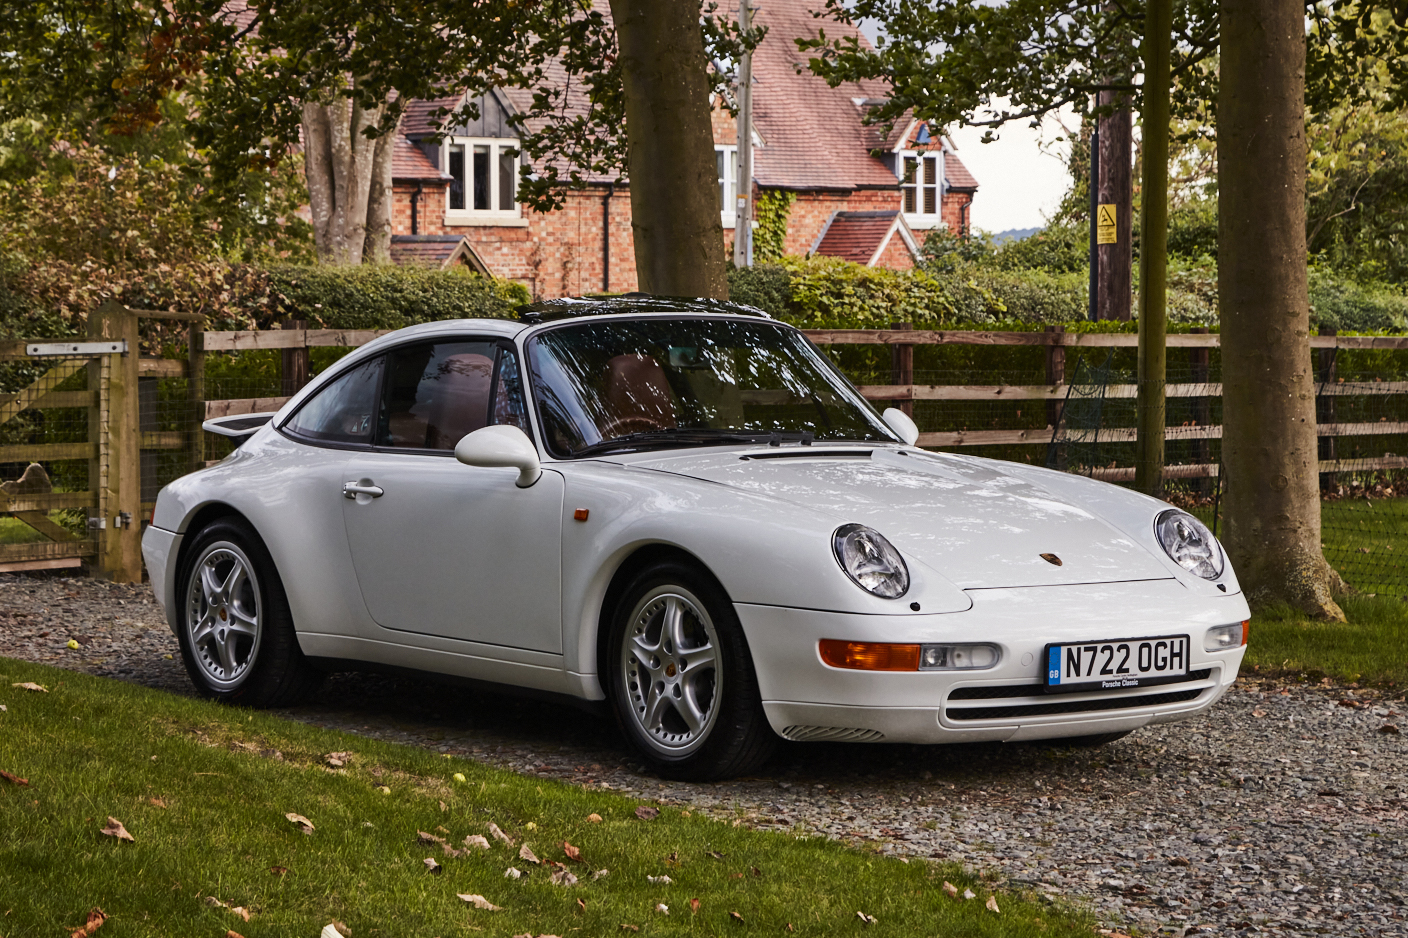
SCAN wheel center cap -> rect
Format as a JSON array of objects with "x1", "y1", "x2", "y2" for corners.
[
  {"x1": 665, "y1": 662, "x2": 677, "y2": 678},
  {"x1": 218, "y1": 606, "x2": 228, "y2": 622}
]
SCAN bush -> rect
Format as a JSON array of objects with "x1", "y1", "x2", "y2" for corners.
[
  {"x1": 985, "y1": 223, "x2": 1089, "y2": 274},
  {"x1": 1309, "y1": 269, "x2": 1408, "y2": 332},
  {"x1": 1167, "y1": 200, "x2": 1219, "y2": 260},
  {"x1": 727, "y1": 263, "x2": 792, "y2": 318},
  {"x1": 258, "y1": 264, "x2": 531, "y2": 330}
]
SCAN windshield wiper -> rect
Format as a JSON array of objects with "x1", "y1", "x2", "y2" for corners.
[{"x1": 570, "y1": 429, "x2": 767, "y2": 458}]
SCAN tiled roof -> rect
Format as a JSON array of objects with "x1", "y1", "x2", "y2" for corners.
[
  {"x1": 749, "y1": 2, "x2": 898, "y2": 191},
  {"x1": 813, "y1": 210, "x2": 905, "y2": 265},
  {"x1": 389, "y1": 235, "x2": 490, "y2": 274},
  {"x1": 392, "y1": 0, "x2": 977, "y2": 195},
  {"x1": 392, "y1": 137, "x2": 446, "y2": 181},
  {"x1": 945, "y1": 151, "x2": 979, "y2": 191}
]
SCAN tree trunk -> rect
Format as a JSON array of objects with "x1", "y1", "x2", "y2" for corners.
[
  {"x1": 363, "y1": 121, "x2": 398, "y2": 265},
  {"x1": 301, "y1": 91, "x2": 387, "y2": 265},
  {"x1": 609, "y1": 0, "x2": 729, "y2": 298},
  {"x1": 1218, "y1": 0, "x2": 1344, "y2": 619}
]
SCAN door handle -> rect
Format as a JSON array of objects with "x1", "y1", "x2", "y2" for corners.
[{"x1": 343, "y1": 480, "x2": 384, "y2": 499}]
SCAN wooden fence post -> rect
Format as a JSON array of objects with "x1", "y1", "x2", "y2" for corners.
[
  {"x1": 88, "y1": 299, "x2": 142, "y2": 582},
  {"x1": 1189, "y1": 326, "x2": 1211, "y2": 493},
  {"x1": 1044, "y1": 325, "x2": 1066, "y2": 431},
  {"x1": 890, "y1": 321, "x2": 914, "y2": 417},
  {"x1": 188, "y1": 319, "x2": 205, "y2": 472},
  {"x1": 281, "y1": 319, "x2": 309, "y2": 396},
  {"x1": 1317, "y1": 326, "x2": 1338, "y2": 491}
]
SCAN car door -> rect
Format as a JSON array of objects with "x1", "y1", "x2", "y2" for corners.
[{"x1": 339, "y1": 338, "x2": 565, "y2": 654}]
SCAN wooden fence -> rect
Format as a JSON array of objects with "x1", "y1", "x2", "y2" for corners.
[{"x1": 5, "y1": 309, "x2": 1405, "y2": 581}]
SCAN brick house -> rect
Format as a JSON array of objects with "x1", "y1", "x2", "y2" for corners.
[{"x1": 387, "y1": 0, "x2": 977, "y2": 298}]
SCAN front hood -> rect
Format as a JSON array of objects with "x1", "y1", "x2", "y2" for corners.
[{"x1": 625, "y1": 447, "x2": 1173, "y2": 589}]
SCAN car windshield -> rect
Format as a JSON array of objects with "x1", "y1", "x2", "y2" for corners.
[{"x1": 526, "y1": 317, "x2": 897, "y2": 458}]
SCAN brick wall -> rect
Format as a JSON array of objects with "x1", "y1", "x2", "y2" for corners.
[
  {"x1": 874, "y1": 230, "x2": 918, "y2": 270},
  {"x1": 941, "y1": 190, "x2": 974, "y2": 236},
  {"x1": 783, "y1": 189, "x2": 903, "y2": 256}
]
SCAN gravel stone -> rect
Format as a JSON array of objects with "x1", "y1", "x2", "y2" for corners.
[{"x1": 2, "y1": 572, "x2": 1405, "y2": 936}]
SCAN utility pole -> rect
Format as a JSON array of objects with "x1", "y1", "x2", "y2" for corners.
[
  {"x1": 732, "y1": 0, "x2": 753, "y2": 268},
  {"x1": 1096, "y1": 89, "x2": 1132, "y2": 322}
]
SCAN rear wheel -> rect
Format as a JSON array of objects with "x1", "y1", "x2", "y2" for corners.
[
  {"x1": 607, "y1": 562, "x2": 775, "y2": 781},
  {"x1": 176, "y1": 517, "x2": 322, "y2": 707}
]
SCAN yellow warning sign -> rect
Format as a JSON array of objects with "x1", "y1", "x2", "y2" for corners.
[{"x1": 1096, "y1": 203, "x2": 1117, "y2": 244}]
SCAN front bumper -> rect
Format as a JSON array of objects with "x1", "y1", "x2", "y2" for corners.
[
  {"x1": 736, "y1": 579, "x2": 1249, "y2": 745},
  {"x1": 140, "y1": 524, "x2": 183, "y2": 635}
]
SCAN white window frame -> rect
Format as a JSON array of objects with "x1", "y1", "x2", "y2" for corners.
[
  {"x1": 716, "y1": 144, "x2": 739, "y2": 229},
  {"x1": 898, "y1": 149, "x2": 946, "y2": 230},
  {"x1": 443, "y1": 136, "x2": 525, "y2": 226}
]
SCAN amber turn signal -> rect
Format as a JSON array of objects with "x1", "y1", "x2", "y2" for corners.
[
  {"x1": 1241, "y1": 619, "x2": 1250, "y2": 646},
  {"x1": 819, "y1": 639, "x2": 921, "y2": 671}
]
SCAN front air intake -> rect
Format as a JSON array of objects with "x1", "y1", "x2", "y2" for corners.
[{"x1": 780, "y1": 725, "x2": 886, "y2": 743}]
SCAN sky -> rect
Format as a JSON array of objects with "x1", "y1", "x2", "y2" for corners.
[{"x1": 947, "y1": 113, "x2": 1076, "y2": 235}]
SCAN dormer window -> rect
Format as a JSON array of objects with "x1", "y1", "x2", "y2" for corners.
[
  {"x1": 444, "y1": 137, "x2": 521, "y2": 222},
  {"x1": 900, "y1": 151, "x2": 943, "y2": 226}
]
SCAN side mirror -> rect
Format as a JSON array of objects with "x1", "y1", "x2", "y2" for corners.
[
  {"x1": 454, "y1": 425, "x2": 542, "y2": 488},
  {"x1": 882, "y1": 407, "x2": 920, "y2": 446}
]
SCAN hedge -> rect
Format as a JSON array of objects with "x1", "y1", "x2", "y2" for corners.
[{"x1": 255, "y1": 264, "x2": 531, "y2": 330}]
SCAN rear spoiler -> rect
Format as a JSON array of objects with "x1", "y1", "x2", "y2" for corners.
[{"x1": 202, "y1": 413, "x2": 277, "y2": 445}]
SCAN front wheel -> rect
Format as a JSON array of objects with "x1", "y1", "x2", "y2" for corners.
[
  {"x1": 175, "y1": 517, "x2": 322, "y2": 707},
  {"x1": 607, "y1": 562, "x2": 775, "y2": 781}
]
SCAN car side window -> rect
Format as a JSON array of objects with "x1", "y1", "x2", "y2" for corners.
[
  {"x1": 283, "y1": 356, "x2": 383, "y2": 444},
  {"x1": 375, "y1": 340, "x2": 531, "y2": 451}
]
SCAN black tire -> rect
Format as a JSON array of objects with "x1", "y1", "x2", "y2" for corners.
[
  {"x1": 606, "y1": 561, "x2": 776, "y2": 781},
  {"x1": 175, "y1": 517, "x2": 322, "y2": 707},
  {"x1": 1054, "y1": 730, "x2": 1133, "y2": 748}
]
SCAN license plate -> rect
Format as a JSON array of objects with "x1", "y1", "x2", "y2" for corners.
[{"x1": 1044, "y1": 634, "x2": 1190, "y2": 694}]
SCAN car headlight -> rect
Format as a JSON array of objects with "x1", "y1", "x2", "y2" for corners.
[
  {"x1": 1154, "y1": 509, "x2": 1223, "y2": 579},
  {"x1": 832, "y1": 523, "x2": 910, "y2": 598}
]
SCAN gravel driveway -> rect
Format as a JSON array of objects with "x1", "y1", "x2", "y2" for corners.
[{"x1": 2, "y1": 571, "x2": 1405, "y2": 937}]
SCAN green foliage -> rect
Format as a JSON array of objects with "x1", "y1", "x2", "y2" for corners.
[
  {"x1": 1308, "y1": 268, "x2": 1408, "y2": 332},
  {"x1": 727, "y1": 263, "x2": 793, "y2": 318},
  {"x1": 1166, "y1": 200, "x2": 1219, "y2": 260},
  {"x1": 984, "y1": 225, "x2": 1089, "y2": 274},
  {"x1": 772, "y1": 255, "x2": 955, "y2": 328},
  {"x1": 752, "y1": 191, "x2": 796, "y2": 264},
  {"x1": 259, "y1": 265, "x2": 531, "y2": 330},
  {"x1": 917, "y1": 229, "x2": 994, "y2": 273}
]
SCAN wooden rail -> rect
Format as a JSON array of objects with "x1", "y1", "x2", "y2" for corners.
[{"x1": 801, "y1": 329, "x2": 1408, "y2": 350}]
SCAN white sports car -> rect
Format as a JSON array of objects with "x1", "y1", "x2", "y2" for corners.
[{"x1": 142, "y1": 297, "x2": 1249, "y2": 780}]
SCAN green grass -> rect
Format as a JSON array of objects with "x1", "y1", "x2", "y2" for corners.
[
  {"x1": 1242, "y1": 594, "x2": 1408, "y2": 687},
  {"x1": 0, "y1": 659, "x2": 1094, "y2": 938},
  {"x1": 1319, "y1": 497, "x2": 1408, "y2": 597}
]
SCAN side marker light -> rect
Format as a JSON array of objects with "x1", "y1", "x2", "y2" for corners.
[{"x1": 573, "y1": 509, "x2": 589, "y2": 522}]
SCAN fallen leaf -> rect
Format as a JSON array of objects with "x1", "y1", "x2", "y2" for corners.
[
  {"x1": 0, "y1": 703, "x2": 6, "y2": 711},
  {"x1": 730, "y1": 911, "x2": 745, "y2": 924},
  {"x1": 619, "y1": 926, "x2": 640, "y2": 933},
  {"x1": 464, "y1": 834, "x2": 490, "y2": 850},
  {"x1": 689, "y1": 898, "x2": 700, "y2": 914},
  {"x1": 269, "y1": 866, "x2": 288, "y2": 877},
  {"x1": 707, "y1": 851, "x2": 726, "y2": 860},
  {"x1": 424, "y1": 857, "x2": 441, "y2": 874},
  {"x1": 635, "y1": 805, "x2": 659, "y2": 820},
  {"x1": 12, "y1": 682, "x2": 46, "y2": 692},
  {"x1": 99, "y1": 817, "x2": 134, "y2": 842},
  {"x1": 1380, "y1": 724, "x2": 1401, "y2": 735},
  {"x1": 551, "y1": 869, "x2": 578, "y2": 886},
  {"x1": 1252, "y1": 707, "x2": 1268, "y2": 718},
  {"x1": 375, "y1": 785, "x2": 390, "y2": 794},
  {"x1": 656, "y1": 904, "x2": 669, "y2": 915},
  {"x1": 526, "y1": 821, "x2": 538, "y2": 831},
  {"x1": 489, "y1": 822, "x2": 514, "y2": 845},
  {"x1": 563, "y1": 841, "x2": 583, "y2": 862},
  {"x1": 1169, "y1": 856, "x2": 1191, "y2": 867},
  {"x1": 592, "y1": 869, "x2": 610, "y2": 880},
  {"x1": 856, "y1": 911, "x2": 877, "y2": 925},
  {"x1": 442, "y1": 843, "x2": 464, "y2": 858},
  {"x1": 680, "y1": 809, "x2": 691, "y2": 816},
  {"x1": 664, "y1": 851, "x2": 681, "y2": 868},
  {"x1": 647, "y1": 875, "x2": 673, "y2": 884},
  {"x1": 750, "y1": 865, "x2": 762, "y2": 878},
  {"x1": 986, "y1": 895, "x2": 1000, "y2": 914},
  {"x1": 576, "y1": 898, "x2": 587, "y2": 912},
  {"x1": 458, "y1": 893, "x2": 502, "y2": 911},
  {"x1": 519, "y1": 843, "x2": 541, "y2": 864},
  {"x1": 319, "y1": 924, "x2": 349, "y2": 938},
  {"x1": 417, "y1": 830, "x2": 447, "y2": 846},
  {"x1": 231, "y1": 907, "x2": 251, "y2": 922},
  {"x1": 942, "y1": 881, "x2": 958, "y2": 898},
  {"x1": 587, "y1": 813, "x2": 603, "y2": 822},
  {"x1": 325, "y1": 752, "x2": 352, "y2": 767},
  {"x1": 285, "y1": 813, "x2": 314, "y2": 834},
  {"x1": 962, "y1": 888, "x2": 976, "y2": 900},
  {"x1": 227, "y1": 932, "x2": 245, "y2": 938},
  {"x1": 68, "y1": 907, "x2": 106, "y2": 938},
  {"x1": 147, "y1": 797, "x2": 166, "y2": 808},
  {"x1": 1, "y1": 769, "x2": 29, "y2": 786},
  {"x1": 504, "y1": 867, "x2": 524, "y2": 879}
]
